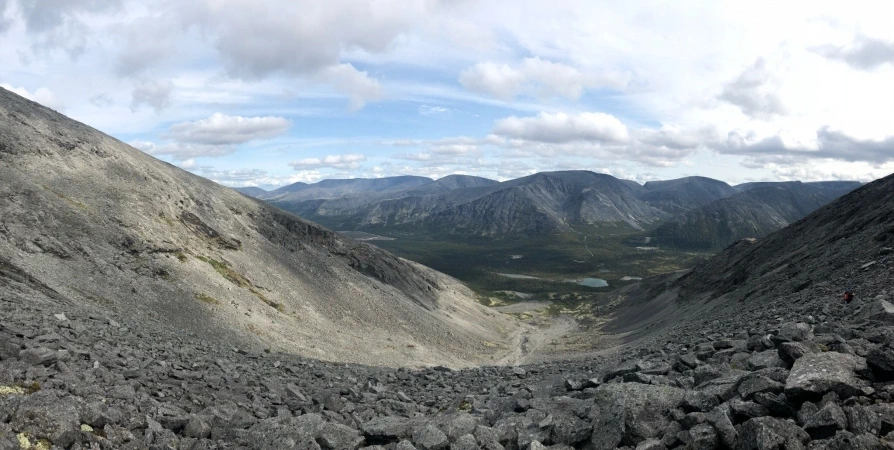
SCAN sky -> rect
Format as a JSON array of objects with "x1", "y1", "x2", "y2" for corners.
[{"x1": 2, "y1": 0, "x2": 893, "y2": 189}]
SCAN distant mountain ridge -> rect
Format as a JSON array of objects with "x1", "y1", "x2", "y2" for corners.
[
  {"x1": 238, "y1": 174, "x2": 861, "y2": 240},
  {"x1": 652, "y1": 181, "x2": 861, "y2": 249}
]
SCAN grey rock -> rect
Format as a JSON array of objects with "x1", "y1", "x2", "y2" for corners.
[
  {"x1": 473, "y1": 426, "x2": 504, "y2": 450},
  {"x1": 550, "y1": 413, "x2": 590, "y2": 445},
  {"x1": 747, "y1": 350, "x2": 785, "y2": 371},
  {"x1": 18, "y1": 347, "x2": 58, "y2": 366},
  {"x1": 845, "y1": 405, "x2": 881, "y2": 436},
  {"x1": 866, "y1": 345, "x2": 894, "y2": 380},
  {"x1": 682, "y1": 390, "x2": 719, "y2": 413},
  {"x1": 685, "y1": 423, "x2": 719, "y2": 450},
  {"x1": 736, "y1": 416, "x2": 809, "y2": 450},
  {"x1": 9, "y1": 390, "x2": 81, "y2": 447},
  {"x1": 804, "y1": 401, "x2": 847, "y2": 439},
  {"x1": 784, "y1": 352, "x2": 870, "y2": 401},
  {"x1": 777, "y1": 341, "x2": 819, "y2": 365},
  {"x1": 634, "y1": 439, "x2": 666, "y2": 450},
  {"x1": 183, "y1": 415, "x2": 212, "y2": 439},
  {"x1": 737, "y1": 376, "x2": 784, "y2": 400},
  {"x1": 362, "y1": 416, "x2": 414, "y2": 440},
  {"x1": 318, "y1": 422, "x2": 364, "y2": 450},
  {"x1": 450, "y1": 434, "x2": 480, "y2": 450},
  {"x1": 774, "y1": 322, "x2": 814, "y2": 343},
  {"x1": 413, "y1": 424, "x2": 449, "y2": 450},
  {"x1": 706, "y1": 406, "x2": 736, "y2": 448},
  {"x1": 588, "y1": 382, "x2": 685, "y2": 448}
]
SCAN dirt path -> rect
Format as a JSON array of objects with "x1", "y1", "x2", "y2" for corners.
[
  {"x1": 583, "y1": 234, "x2": 594, "y2": 257},
  {"x1": 497, "y1": 315, "x2": 578, "y2": 366}
]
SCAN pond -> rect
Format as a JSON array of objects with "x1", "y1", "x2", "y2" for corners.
[
  {"x1": 495, "y1": 273, "x2": 542, "y2": 280},
  {"x1": 574, "y1": 278, "x2": 609, "y2": 288}
]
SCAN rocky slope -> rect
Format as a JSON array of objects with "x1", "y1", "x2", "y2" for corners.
[
  {"x1": 3, "y1": 84, "x2": 894, "y2": 449},
  {"x1": 2, "y1": 166, "x2": 893, "y2": 448},
  {"x1": 0, "y1": 87, "x2": 520, "y2": 368},
  {"x1": 651, "y1": 182, "x2": 860, "y2": 250}
]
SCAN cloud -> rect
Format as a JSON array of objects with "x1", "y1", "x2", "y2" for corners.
[
  {"x1": 317, "y1": 63, "x2": 383, "y2": 110},
  {"x1": 113, "y1": 14, "x2": 179, "y2": 77},
  {"x1": 0, "y1": 0, "x2": 12, "y2": 33},
  {"x1": 719, "y1": 58, "x2": 786, "y2": 119},
  {"x1": 130, "y1": 139, "x2": 236, "y2": 161},
  {"x1": 288, "y1": 153, "x2": 367, "y2": 170},
  {"x1": 130, "y1": 80, "x2": 173, "y2": 112},
  {"x1": 418, "y1": 105, "x2": 450, "y2": 116},
  {"x1": 167, "y1": 113, "x2": 292, "y2": 145},
  {"x1": 187, "y1": 167, "x2": 323, "y2": 187},
  {"x1": 493, "y1": 111, "x2": 629, "y2": 144},
  {"x1": 815, "y1": 36, "x2": 894, "y2": 70},
  {"x1": 459, "y1": 57, "x2": 629, "y2": 100},
  {"x1": 89, "y1": 93, "x2": 113, "y2": 107},
  {"x1": 0, "y1": 83, "x2": 63, "y2": 109},
  {"x1": 720, "y1": 127, "x2": 894, "y2": 164},
  {"x1": 16, "y1": 0, "x2": 122, "y2": 57}
]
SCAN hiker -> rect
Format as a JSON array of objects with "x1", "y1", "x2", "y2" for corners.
[{"x1": 842, "y1": 288, "x2": 855, "y2": 304}]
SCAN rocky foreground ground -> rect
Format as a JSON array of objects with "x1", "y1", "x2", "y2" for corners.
[{"x1": 3, "y1": 247, "x2": 894, "y2": 450}]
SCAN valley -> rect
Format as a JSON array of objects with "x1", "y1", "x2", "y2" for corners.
[{"x1": 2, "y1": 86, "x2": 892, "y2": 449}]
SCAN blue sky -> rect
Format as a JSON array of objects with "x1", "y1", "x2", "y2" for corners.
[{"x1": 2, "y1": 0, "x2": 894, "y2": 188}]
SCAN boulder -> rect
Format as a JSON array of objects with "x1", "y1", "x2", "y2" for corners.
[
  {"x1": 9, "y1": 390, "x2": 81, "y2": 447},
  {"x1": 587, "y1": 383, "x2": 685, "y2": 449},
  {"x1": 412, "y1": 424, "x2": 448, "y2": 450},
  {"x1": 747, "y1": 351, "x2": 785, "y2": 371},
  {"x1": 777, "y1": 342, "x2": 819, "y2": 365},
  {"x1": 858, "y1": 299, "x2": 894, "y2": 324},
  {"x1": 784, "y1": 352, "x2": 870, "y2": 401},
  {"x1": 773, "y1": 323, "x2": 814, "y2": 344},
  {"x1": 803, "y1": 401, "x2": 847, "y2": 439},
  {"x1": 866, "y1": 345, "x2": 894, "y2": 380},
  {"x1": 736, "y1": 417, "x2": 809, "y2": 450}
]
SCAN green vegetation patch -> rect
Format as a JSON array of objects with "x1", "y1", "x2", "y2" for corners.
[
  {"x1": 195, "y1": 293, "x2": 220, "y2": 305},
  {"x1": 197, "y1": 255, "x2": 285, "y2": 312},
  {"x1": 197, "y1": 256, "x2": 250, "y2": 287}
]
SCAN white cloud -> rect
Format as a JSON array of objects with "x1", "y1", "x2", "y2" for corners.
[
  {"x1": 167, "y1": 113, "x2": 292, "y2": 145},
  {"x1": 0, "y1": 83, "x2": 63, "y2": 110},
  {"x1": 815, "y1": 36, "x2": 894, "y2": 70},
  {"x1": 721, "y1": 127, "x2": 894, "y2": 164},
  {"x1": 719, "y1": 58, "x2": 786, "y2": 119},
  {"x1": 493, "y1": 111, "x2": 629, "y2": 144},
  {"x1": 459, "y1": 57, "x2": 629, "y2": 100},
  {"x1": 289, "y1": 153, "x2": 367, "y2": 170},
  {"x1": 418, "y1": 105, "x2": 450, "y2": 116},
  {"x1": 130, "y1": 79, "x2": 173, "y2": 112},
  {"x1": 130, "y1": 139, "x2": 236, "y2": 161},
  {"x1": 317, "y1": 63, "x2": 383, "y2": 110}
]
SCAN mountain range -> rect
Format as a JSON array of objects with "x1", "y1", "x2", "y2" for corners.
[
  {"x1": 241, "y1": 171, "x2": 860, "y2": 248},
  {"x1": 3, "y1": 87, "x2": 894, "y2": 450}
]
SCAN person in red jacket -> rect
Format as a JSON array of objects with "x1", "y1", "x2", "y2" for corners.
[{"x1": 843, "y1": 288, "x2": 855, "y2": 304}]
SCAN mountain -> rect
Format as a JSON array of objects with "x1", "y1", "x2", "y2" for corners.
[
  {"x1": 735, "y1": 180, "x2": 861, "y2": 193},
  {"x1": 234, "y1": 186, "x2": 267, "y2": 198},
  {"x1": 263, "y1": 176, "x2": 433, "y2": 202},
  {"x1": 641, "y1": 176, "x2": 738, "y2": 214},
  {"x1": 651, "y1": 181, "x2": 860, "y2": 250},
  {"x1": 0, "y1": 87, "x2": 519, "y2": 367},
  {"x1": 344, "y1": 170, "x2": 668, "y2": 235},
  {"x1": 262, "y1": 175, "x2": 498, "y2": 228}
]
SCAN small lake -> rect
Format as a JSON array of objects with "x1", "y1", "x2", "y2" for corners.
[
  {"x1": 495, "y1": 273, "x2": 542, "y2": 280},
  {"x1": 574, "y1": 278, "x2": 609, "y2": 288}
]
